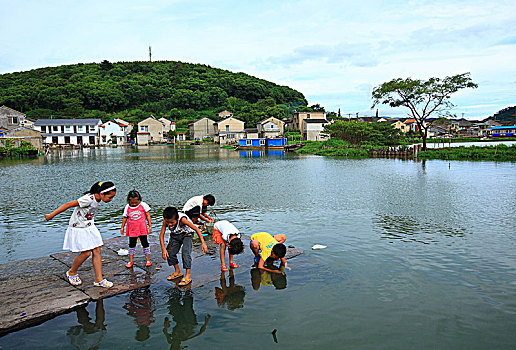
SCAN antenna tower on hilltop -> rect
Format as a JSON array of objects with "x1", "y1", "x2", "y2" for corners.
[{"x1": 149, "y1": 46, "x2": 152, "y2": 62}]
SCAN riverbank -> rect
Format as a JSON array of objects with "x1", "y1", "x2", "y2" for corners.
[{"x1": 296, "y1": 139, "x2": 516, "y2": 160}]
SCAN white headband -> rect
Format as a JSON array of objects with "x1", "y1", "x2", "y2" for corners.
[{"x1": 100, "y1": 186, "x2": 116, "y2": 193}]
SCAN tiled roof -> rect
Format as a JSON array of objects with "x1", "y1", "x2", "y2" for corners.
[
  {"x1": 34, "y1": 119, "x2": 101, "y2": 126},
  {"x1": 304, "y1": 119, "x2": 329, "y2": 123}
]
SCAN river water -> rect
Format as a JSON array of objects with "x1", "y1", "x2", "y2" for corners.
[{"x1": 1, "y1": 145, "x2": 515, "y2": 349}]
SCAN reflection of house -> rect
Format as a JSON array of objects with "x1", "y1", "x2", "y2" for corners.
[
  {"x1": 189, "y1": 117, "x2": 216, "y2": 140},
  {"x1": 257, "y1": 117, "x2": 284, "y2": 138},
  {"x1": 137, "y1": 116, "x2": 165, "y2": 145},
  {"x1": 33, "y1": 119, "x2": 101, "y2": 146},
  {"x1": 0, "y1": 105, "x2": 26, "y2": 131},
  {"x1": 303, "y1": 119, "x2": 330, "y2": 141},
  {"x1": 215, "y1": 116, "x2": 245, "y2": 145},
  {"x1": 99, "y1": 120, "x2": 128, "y2": 145},
  {"x1": 293, "y1": 111, "x2": 326, "y2": 131},
  {"x1": 0, "y1": 127, "x2": 43, "y2": 149},
  {"x1": 176, "y1": 132, "x2": 186, "y2": 141}
]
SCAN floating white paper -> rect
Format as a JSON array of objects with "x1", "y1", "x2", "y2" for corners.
[{"x1": 312, "y1": 244, "x2": 327, "y2": 250}]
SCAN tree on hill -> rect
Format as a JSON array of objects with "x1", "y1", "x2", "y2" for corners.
[
  {"x1": 372, "y1": 72, "x2": 477, "y2": 150},
  {"x1": 491, "y1": 106, "x2": 516, "y2": 122}
]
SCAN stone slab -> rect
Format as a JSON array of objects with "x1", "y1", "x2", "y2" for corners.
[
  {"x1": 0, "y1": 257, "x2": 90, "y2": 335},
  {"x1": 51, "y1": 247, "x2": 153, "y2": 301}
]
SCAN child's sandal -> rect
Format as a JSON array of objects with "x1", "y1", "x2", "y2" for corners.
[
  {"x1": 93, "y1": 279, "x2": 113, "y2": 288},
  {"x1": 66, "y1": 271, "x2": 82, "y2": 286},
  {"x1": 125, "y1": 261, "x2": 134, "y2": 268},
  {"x1": 145, "y1": 260, "x2": 152, "y2": 267},
  {"x1": 221, "y1": 265, "x2": 229, "y2": 272},
  {"x1": 229, "y1": 262, "x2": 239, "y2": 268}
]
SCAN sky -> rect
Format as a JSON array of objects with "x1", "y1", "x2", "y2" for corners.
[{"x1": 1, "y1": 0, "x2": 515, "y2": 119}]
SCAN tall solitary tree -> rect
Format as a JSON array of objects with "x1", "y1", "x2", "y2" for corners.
[{"x1": 371, "y1": 72, "x2": 477, "y2": 150}]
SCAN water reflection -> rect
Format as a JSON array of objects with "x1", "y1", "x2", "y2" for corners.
[
  {"x1": 163, "y1": 288, "x2": 211, "y2": 350},
  {"x1": 250, "y1": 267, "x2": 287, "y2": 290},
  {"x1": 66, "y1": 300, "x2": 106, "y2": 350},
  {"x1": 214, "y1": 270, "x2": 246, "y2": 310},
  {"x1": 239, "y1": 150, "x2": 285, "y2": 158},
  {"x1": 374, "y1": 213, "x2": 467, "y2": 244},
  {"x1": 123, "y1": 286, "x2": 155, "y2": 342}
]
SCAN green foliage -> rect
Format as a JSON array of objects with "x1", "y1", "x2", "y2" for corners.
[
  {"x1": 324, "y1": 121, "x2": 402, "y2": 147},
  {"x1": 418, "y1": 145, "x2": 516, "y2": 161},
  {"x1": 285, "y1": 131, "x2": 302, "y2": 142},
  {"x1": 492, "y1": 106, "x2": 516, "y2": 122},
  {"x1": 0, "y1": 60, "x2": 307, "y2": 127},
  {"x1": 0, "y1": 139, "x2": 38, "y2": 158},
  {"x1": 296, "y1": 139, "x2": 369, "y2": 158}
]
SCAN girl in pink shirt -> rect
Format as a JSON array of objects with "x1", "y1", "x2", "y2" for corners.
[{"x1": 121, "y1": 190, "x2": 152, "y2": 268}]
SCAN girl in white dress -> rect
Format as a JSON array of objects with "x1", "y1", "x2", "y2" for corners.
[{"x1": 45, "y1": 181, "x2": 117, "y2": 288}]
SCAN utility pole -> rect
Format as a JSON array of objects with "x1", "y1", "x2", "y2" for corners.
[
  {"x1": 149, "y1": 46, "x2": 152, "y2": 62},
  {"x1": 347, "y1": 113, "x2": 352, "y2": 121}
]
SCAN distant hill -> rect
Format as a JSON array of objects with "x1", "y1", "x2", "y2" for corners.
[
  {"x1": 0, "y1": 60, "x2": 307, "y2": 126},
  {"x1": 490, "y1": 106, "x2": 516, "y2": 122}
]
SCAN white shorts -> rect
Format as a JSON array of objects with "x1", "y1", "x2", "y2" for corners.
[{"x1": 63, "y1": 225, "x2": 103, "y2": 252}]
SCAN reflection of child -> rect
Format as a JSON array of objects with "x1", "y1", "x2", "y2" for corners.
[
  {"x1": 123, "y1": 286, "x2": 155, "y2": 342},
  {"x1": 45, "y1": 181, "x2": 116, "y2": 288},
  {"x1": 250, "y1": 268, "x2": 287, "y2": 290},
  {"x1": 67, "y1": 300, "x2": 106, "y2": 350},
  {"x1": 121, "y1": 190, "x2": 152, "y2": 268},
  {"x1": 214, "y1": 270, "x2": 246, "y2": 310},
  {"x1": 163, "y1": 290, "x2": 211, "y2": 350},
  {"x1": 250, "y1": 232, "x2": 290, "y2": 274},
  {"x1": 159, "y1": 207, "x2": 208, "y2": 286},
  {"x1": 213, "y1": 220, "x2": 244, "y2": 271}
]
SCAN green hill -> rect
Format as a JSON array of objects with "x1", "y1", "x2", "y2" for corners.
[
  {"x1": 0, "y1": 60, "x2": 307, "y2": 126},
  {"x1": 491, "y1": 106, "x2": 516, "y2": 122}
]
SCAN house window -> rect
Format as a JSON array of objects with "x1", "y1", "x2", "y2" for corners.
[
  {"x1": 246, "y1": 139, "x2": 252, "y2": 145},
  {"x1": 226, "y1": 125, "x2": 230, "y2": 132},
  {"x1": 8, "y1": 117, "x2": 18, "y2": 124},
  {"x1": 259, "y1": 139, "x2": 265, "y2": 145},
  {"x1": 53, "y1": 126, "x2": 59, "y2": 131},
  {"x1": 65, "y1": 126, "x2": 71, "y2": 131},
  {"x1": 90, "y1": 126, "x2": 96, "y2": 131},
  {"x1": 40, "y1": 126, "x2": 46, "y2": 133},
  {"x1": 78, "y1": 125, "x2": 83, "y2": 131}
]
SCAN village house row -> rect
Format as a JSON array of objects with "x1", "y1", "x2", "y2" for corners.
[{"x1": 0, "y1": 105, "x2": 514, "y2": 150}]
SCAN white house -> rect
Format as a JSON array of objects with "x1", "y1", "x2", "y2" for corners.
[
  {"x1": 99, "y1": 120, "x2": 128, "y2": 145},
  {"x1": 34, "y1": 119, "x2": 101, "y2": 146},
  {"x1": 303, "y1": 119, "x2": 330, "y2": 141}
]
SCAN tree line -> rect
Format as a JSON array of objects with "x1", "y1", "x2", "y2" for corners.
[{"x1": 0, "y1": 60, "x2": 307, "y2": 127}]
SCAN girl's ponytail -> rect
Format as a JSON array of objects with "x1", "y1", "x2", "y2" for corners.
[{"x1": 85, "y1": 181, "x2": 116, "y2": 195}]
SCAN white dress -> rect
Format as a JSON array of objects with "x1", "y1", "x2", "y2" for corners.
[{"x1": 63, "y1": 194, "x2": 103, "y2": 252}]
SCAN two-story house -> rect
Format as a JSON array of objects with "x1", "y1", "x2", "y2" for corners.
[
  {"x1": 303, "y1": 119, "x2": 330, "y2": 141},
  {"x1": 33, "y1": 119, "x2": 101, "y2": 146},
  {"x1": 215, "y1": 116, "x2": 245, "y2": 145},
  {"x1": 137, "y1": 116, "x2": 165, "y2": 145},
  {"x1": 257, "y1": 116, "x2": 285, "y2": 138},
  {"x1": 292, "y1": 111, "x2": 326, "y2": 131},
  {"x1": 99, "y1": 120, "x2": 129, "y2": 145},
  {"x1": 189, "y1": 117, "x2": 216, "y2": 140}
]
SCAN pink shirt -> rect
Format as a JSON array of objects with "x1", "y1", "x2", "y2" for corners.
[{"x1": 123, "y1": 202, "x2": 150, "y2": 237}]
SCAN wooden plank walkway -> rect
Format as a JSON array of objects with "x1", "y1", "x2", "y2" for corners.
[{"x1": 0, "y1": 235, "x2": 303, "y2": 335}]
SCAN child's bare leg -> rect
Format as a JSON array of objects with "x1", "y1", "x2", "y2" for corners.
[
  {"x1": 91, "y1": 246, "x2": 104, "y2": 283},
  {"x1": 172, "y1": 264, "x2": 182, "y2": 274},
  {"x1": 274, "y1": 234, "x2": 286, "y2": 244},
  {"x1": 219, "y1": 244, "x2": 226, "y2": 266},
  {"x1": 184, "y1": 268, "x2": 191, "y2": 280},
  {"x1": 69, "y1": 250, "x2": 91, "y2": 275},
  {"x1": 229, "y1": 253, "x2": 234, "y2": 265}
]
